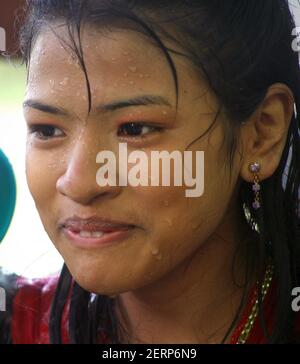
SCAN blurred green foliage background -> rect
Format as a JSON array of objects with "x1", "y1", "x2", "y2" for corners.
[{"x1": 0, "y1": 59, "x2": 26, "y2": 106}]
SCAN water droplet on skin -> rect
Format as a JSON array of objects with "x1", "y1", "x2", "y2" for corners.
[
  {"x1": 123, "y1": 51, "x2": 129, "y2": 56},
  {"x1": 111, "y1": 57, "x2": 116, "y2": 61},
  {"x1": 48, "y1": 161, "x2": 58, "y2": 169},
  {"x1": 162, "y1": 110, "x2": 168, "y2": 115},
  {"x1": 129, "y1": 66, "x2": 137, "y2": 73},
  {"x1": 151, "y1": 247, "x2": 159, "y2": 255},
  {"x1": 123, "y1": 73, "x2": 128, "y2": 77},
  {"x1": 68, "y1": 56, "x2": 74, "y2": 65},
  {"x1": 49, "y1": 80, "x2": 55, "y2": 87},
  {"x1": 156, "y1": 253, "x2": 162, "y2": 261},
  {"x1": 139, "y1": 74, "x2": 144, "y2": 78},
  {"x1": 129, "y1": 81, "x2": 135, "y2": 85},
  {"x1": 60, "y1": 77, "x2": 69, "y2": 86},
  {"x1": 163, "y1": 200, "x2": 169, "y2": 207},
  {"x1": 164, "y1": 218, "x2": 172, "y2": 227}
]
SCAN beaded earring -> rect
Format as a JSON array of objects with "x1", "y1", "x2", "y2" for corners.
[{"x1": 249, "y1": 162, "x2": 261, "y2": 210}]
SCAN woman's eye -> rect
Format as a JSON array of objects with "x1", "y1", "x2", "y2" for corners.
[
  {"x1": 29, "y1": 125, "x2": 65, "y2": 140},
  {"x1": 118, "y1": 123, "x2": 162, "y2": 137}
]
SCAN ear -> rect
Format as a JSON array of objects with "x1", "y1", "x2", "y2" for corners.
[{"x1": 239, "y1": 83, "x2": 294, "y2": 183}]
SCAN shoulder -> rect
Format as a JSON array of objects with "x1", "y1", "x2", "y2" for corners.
[
  {"x1": 0, "y1": 270, "x2": 109, "y2": 344},
  {"x1": 12, "y1": 274, "x2": 58, "y2": 344},
  {"x1": 11, "y1": 273, "x2": 70, "y2": 344},
  {"x1": 0, "y1": 268, "x2": 18, "y2": 343},
  {"x1": 1, "y1": 271, "x2": 70, "y2": 344}
]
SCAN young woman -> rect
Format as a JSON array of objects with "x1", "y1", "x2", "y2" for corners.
[{"x1": 1, "y1": 0, "x2": 300, "y2": 344}]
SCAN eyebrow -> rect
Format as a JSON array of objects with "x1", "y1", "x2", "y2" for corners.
[
  {"x1": 97, "y1": 95, "x2": 172, "y2": 112},
  {"x1": 23, "y1": 95, "x2": 172, "y2": 116},
  {"x1": 23, "y1": 100, "x2": 68, "y2": 116}
]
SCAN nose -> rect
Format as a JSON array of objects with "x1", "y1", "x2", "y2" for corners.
[{"x1": 56, "y1": 132, "x2": 121, "y2": 205}]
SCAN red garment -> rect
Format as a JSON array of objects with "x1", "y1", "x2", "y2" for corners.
[
  {"x1": 229, "y1": 275, "x2": 277, "y2": 344},
  {"x1": 11, "y1": 274, "x2": 300, "y2": 344},
  {"x1": 12, "y1": 275, "x2": 69, "y2": 344}
]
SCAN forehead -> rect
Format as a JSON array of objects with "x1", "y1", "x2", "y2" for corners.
[{"x1": 27, "y1": 25, "x2": 178, "y2": 103}]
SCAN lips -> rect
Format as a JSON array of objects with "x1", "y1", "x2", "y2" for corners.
[
  {"x1": 60, "y1": 215, "x2": 135, "y2": 248},
  {"x1": 61, "y1": 216, "x2": 134, "y2": 233}
]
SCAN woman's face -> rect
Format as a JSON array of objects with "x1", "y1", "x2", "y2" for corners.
[{"x1": 24, "y1": 25, "x2": 243, "y2": 295}]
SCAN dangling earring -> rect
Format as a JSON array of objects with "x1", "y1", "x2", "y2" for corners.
[{"x1": 249, "y1": 162, "x2": 261, "y2": 210}]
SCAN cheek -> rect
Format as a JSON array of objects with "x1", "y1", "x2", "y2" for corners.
[
  {"x1": 127, "y1": 149, "x2": 236, "y2": 262},
  {"x1": 25, "y1": 146, "x2": 60, "y2": 215}
]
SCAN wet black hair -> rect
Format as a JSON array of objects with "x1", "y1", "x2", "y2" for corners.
[{"x1": 19, "y1": 0, "x2": 300, "y2": 343}]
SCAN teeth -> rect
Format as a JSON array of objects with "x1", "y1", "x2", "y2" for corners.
[
  {"x1": 79, "y1": 231, "x2": 105, "y2": 238},
  {"x1": 92, "y1": 231, "x2": 105, "y2": 238}
]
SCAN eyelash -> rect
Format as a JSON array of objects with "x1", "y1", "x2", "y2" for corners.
[
  {"x1": 29, "y1": 122, "x2": 163, "y2": 140},
  {"x1": 28, "y1": 125, "x2": 65, "y2": 140},
  {"x1": 117, "y1": 122, "x2": 163, "y2": 138}
]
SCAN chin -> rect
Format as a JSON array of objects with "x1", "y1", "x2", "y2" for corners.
[{"x1": 65, "y1": 263, "x2": 127, "y2": 296}]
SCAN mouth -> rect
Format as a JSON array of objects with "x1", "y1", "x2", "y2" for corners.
[{"x1": 60, "y1": 216, "x2": 136, "y2": 249}]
